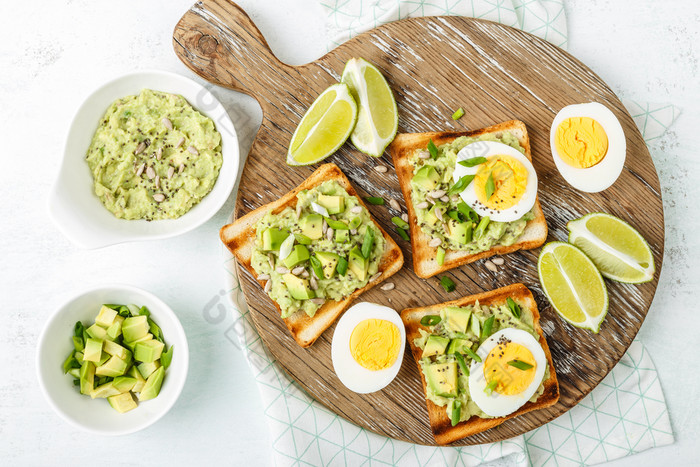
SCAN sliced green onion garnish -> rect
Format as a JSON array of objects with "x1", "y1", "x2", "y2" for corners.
[
  {"x1": 74, "y1": 321, "x2": 85, "y2": 338},
  {"x1": 448, "y1": 174, "x2": 475, "y2": 195},
  {"x1": 439, "y1": 276, "x2": 456, "y2": 293},
  {"x1": 391, "y1": 216, "x2": 409, "y2": 230},
  {"x1": 336, "y1": 256, "x2": 348, "y2": 275},
  {"x1": 507, "y1": 359, "x2": 534, "y2": 371},
  {"x1": 326, "y1": 219, "x2": 349, "y2": 230},
  {"x1": 396, "y1": 227, "x2": 410, "y2": 241},
  {"x1": 480, "y1": 315, "x2": 495, "y2": 342},
  {"x1": 458, "y1": 157, "x2": 487, "y2": 167},
  {"x1": 456, "y1": 201, "x2": 479, "y2": 224},
  {"x1": 485, "y1": 172, "x2": 495, "y2": 199},
  {"x1": 349, "y1": 216, "x2": 362, "y2": 229},
  {"x1": 436, "y1": 246, "x2": 445, "y2": 266},
  {"x1": 507, "y1": 297, "x2": 521, "y2": 319},
  {"x1": 462, "y1": 346, "x2": 482, "y2": 363},
  {"x1": 420, "y1": 315, "x2": 441, "y2": 326},
  {"x1": 365, "y1": 196, "x2": 385, "y2": 205},
  {"x1": 451, "y1": 107, "x2": 465, "y2": 120},
  {"x1": 161, "y1": 346, "x2": 174, "y2": 370},
  {"x1": 427, "y1": 139, "x2": 438, "y2": 159},
  {"x1": 294, "y1": 233, "x2": 312, "y2": 245},
  {"x1": 451, "y1": 399, "x2": 462, "y2": 426},
  {"x1": 454, "y1": 352, "x2": 469, "y2": 376},
  {"x1": 474, "y1": 216, "x2": 490, "y2": 240},
  {"x1": 361, "y1": 228, "x2": 375, "y2": 259},
  {"x1": 309, "y1": 255, "x2": 324, "y2": 279},
  {"x1": 484, "y1": 379, "x2": 498, "y2": 395}
]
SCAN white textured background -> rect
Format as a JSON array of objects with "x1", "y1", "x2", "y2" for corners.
[{"x1": 0, "y1": 0, "x2": 697, "y2": 465}]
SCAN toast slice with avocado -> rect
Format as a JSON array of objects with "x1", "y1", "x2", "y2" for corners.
[
  {"x1": 220, "y1": 163, "x2": 404, "y2": 348},
  {"x1": 389, "y1": 120, "x2": 547, "y2": 278},
  {"x1": 401, "y1": 283, "x2": 559, "y2": 445}
]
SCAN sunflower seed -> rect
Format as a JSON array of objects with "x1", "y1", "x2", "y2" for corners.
[
  {"x1": 451, "y1": 194, "x2": 460, "y2": 202},
  {"x1": 416, "y1": 201, "x2": 429, "y2": 209},
  {"x1": 435, "y1": 208, "x2": 444, "y2": 222},
  {"x1": 301, "y1": 270, "x2": 310, "y2": 278},
  {"x1": 311, "y1": 267, "x2": 319, "y2": 279},
  {"x1": 401, "y1": 213, "x2": 409, "y2": 222},
  {"x1": 276, "y1": 266, "x2": 290, "y2": 274},
  {"x1": 350, "y1": 229, "x2": 358, "y2": 235},
  {"x1": 330, "y1": 215, "x2": 337, "y2": 221},
  {"x1": 311, "y1": 298, "x2": 325, "y2": 305},
  {"x1": 291, "y1": 266, "x2": 305, "y2": 275},
  {"x1": 134, "y1": 142, "x2": 146, "y2": 155},
  {"x1": 380, "y1": 282, "x2": 395, "y2": 291},
  {"x1": 167, "y1": 166, "x2": 175, "y2": 179},
  {"x1": 418, "y1": 150, "x2": 430, "y2": 159},
  {"x1": 429, "y1": 238, "x2": 442, "y2": 247},
  {"x1": 369, "y1": 272, "x2": 382, "y2": 283},
  {"x1": 187, "y1": 146, "x2": 199, "y2": 155},
  {"x1": 178, "y1": 163, "x2": 185, "y2": 174},
  {"x1": 256, "y1": 274, "x2": 270, "y2": 281},
  {"x1": 155, "y1": 175, "x2": 160, "y2": 190},
  {"x1": 309, "y1": 276, "x2": 318, "y2": 290},
  {"x1": 152, "y1": 193, "x2": 165, "y2": 203},
  {"x1": 350, "y1": 206, "x2": 362, "y2": 214},
  {"x1": 146, "y1": 166, "x2": 156, "y2": 180},
  {"x1": 427, "y1": 197, "x2": 436, "y2": 205},
  {"x1": 492, "y1": 257, "x2": 505, "y2": 266},
  {"x1": 374, "y1": 165, "x2": 388, "y2": 173},
  {"x1": 326, "y1": 228, "x2": 334, "y2": 241},
  {"x1": 389, "y1": 199, "x2": 400, "y2": 211},
  {"x1": 268, "y1": 253, "x2": 275, "y2": 268},
  {"x1": 264, "y1": 280, "x2": 272, "y2": 293},
  {"x1": 440, "y1": 196, "x2": 449, "y2": 203},
  {"x1": 322, "y1": 219, "x2": 328, "y2": 235},
  {"x1": 156, "y1": 147, "x2": 163, "y2": 160},
  {"x1": 484, "y1": 261, "x2": 497, "y2": 273},
  {"x1": 176, "y1": 137, "x2": 185, "y2": 148},
  {"x1": 429, "y1": 190, "x2": 446, "y2": 198},
  {"x1": 135, "y1": 163, "x2": 145, "y2": 177},
  {"x1": 162, "y1": 117, "x2": 173, "y2": 130}
]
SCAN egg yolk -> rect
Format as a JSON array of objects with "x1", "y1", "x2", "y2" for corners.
[
  {"x1": 474, "y1": 155, "x2": 528, "y2": 210},
  {"x1": 483, "y1": 341, "x2": 537, "y2": 395},
  {"x1": 555, "y1": 117, "x2": 608, "y2": 168},
  {"x1": 349, "y1": 319, "x2": 400, "y2": 371}
]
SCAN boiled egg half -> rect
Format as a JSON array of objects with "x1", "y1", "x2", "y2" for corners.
[
  {"x1": 452, "y1": 141, "x2": 538, "y2": 222},
  {"x1": 550, "y1": 102, "x2": 626, "y2": 192},
  {"x1": 468, "y1": 328, "x2": 547, "y2": 417},
  {"x1": 331, "y1": 302, "x2": 406, "y2": 393}
]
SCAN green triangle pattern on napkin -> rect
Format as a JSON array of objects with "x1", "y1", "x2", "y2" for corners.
[{"x1": 222, "y1": 1, "x2": 677, "y2": 465}]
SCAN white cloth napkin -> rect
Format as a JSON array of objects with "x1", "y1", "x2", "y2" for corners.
[{"x1": 223, "y1": 1, "x2": 677, "y2": 464}]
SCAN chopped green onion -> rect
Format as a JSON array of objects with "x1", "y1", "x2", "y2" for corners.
[
  {"x1": 485, "y1": 172, "x2": 495, "y2": 200},
  {"x1": 420, "y1": 315, "x2": 441, "y2": 326},
  {"x1": 72, "y1": 336, "x2": 84, "y2": 352},
  {"x1": 436, "y1": 246, "x2": 445, "y2": 266},
  {"x1": 454, "y1": 352, "x2": 469, "y2": 376},
  {"x1": 139, "y1": 306, "x2": 150, "y2": 317},
  {"x1": 349, "y1": 216, "x2": 362, "y2": 229},
  {"x1": 474, "y1": 216, "x2": 490, "y2": 240},
  {"x1": 507, "y1": 359, "x2": 534, "y2": 371},
  {"x1": 458, "y1": 157, "x2": 487, "y2": 167},
  {"x1": 161, "y1": 346, "x2": 174, "y2": 370},
  {"x1": 507, "y1": 297, "x2": 521, "y2": 319},
  {"x1": 361, "y1": 228, "x2": 375, "y2": 259},
  {"x1": 365, "y1": 196, "x2": 385, "y2": 205},
  {"x1": 396, "y1": 227, "x2": 410, "y2": 242},
  {"x1": 326, "y1": 218, "x2": 349, "y2": 230},
  {"x1": 451, "y1": 107, "x2": 465, "y2": 120},
  {"x1": 73, "y1": 379, "x2": 80, "y2": 386},
  {"x1": 484, "y1": 380, "x2": 498, "y2": 395},
  {"x1": 456, "y1": 201, "x2": 479, "y2": 224},
  {"x1": 309, "y1": 255, "x2": 324, "y2": 279},
  {"x1": 480, "y1": 315, "x2": 495, "y2": 342},
  {"x1": 451, "y1": 399, "x2": 462, "y2": 426},
  {"x1": 448, "y1": 174, "x2": 475, "y2": 195},
  {"x1": 294, "y1": 233, "x2": 312, "y2": 245},
  {"x1": 427, "y1": 139, "x2": 439, "y2": 159},
  {"x1": 439, "y1": 276, "x2": 456, "y2": 293},
  {"x1": 74, "y1": 321, "x2": 85, "y2": 339},
  {"x1": 336, "y1": 257, "x2": 348, "y2": 275},
  {"x1": 462, "y1": 346, "x2": 482, "y2": 363},
  {"x1": 391, "y1": 216, "x2": 409, "y2": 230},
  {"x1": 62, "y1": 353, "x2": 78, "y2": 374},
  {"x1": 446, "y1": 210, "x2": 460, "y2": 221},
  {"x1": 148, "y1": 318, "x2": 163, "y2": 342}
]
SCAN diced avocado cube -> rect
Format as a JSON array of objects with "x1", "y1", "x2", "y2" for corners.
[
  {"x1": 137, "y1": 360, "x2": 161, "y2": 380},
  {"x1": 262, "y1": 228, "x2": 289, "y2": 251},
  {"x1": 299, "y1": 214, "x2": 324, "y2": 240},
  {"x1": 315, "y1": 251, "x2": 339, "y2": 279},
  {"x1": 446, "y1": 338, "x2": 474, "y2": 355},
  {"x1": 317, "y1": 194, "x2": 345, "y2": 214},
  {"x1": 128, "y1": 366, "x2": 147, "y2": 393},
  {"x1": 283, "y1": 244, "x2": 310, "y2": 269},
  {"x1": 282, "y1": 273, "x2": 315, "y2": 300},
  {"x1": 122, "y1": 315, "x2": 149, "y2": 342},
  {"x1": 138, "y1": 367, "x2": 165, "y2": 401},
  {"x1": 348, "y1": 246, "x2": 369, "y2": 281},
  {"x1": 425, "y1": 361, "x2": 458, "y2": 397},
  {"x1": 134, "y1": 340, "x2": 165, "y2": 363},
  {"x1": 444, "y1": 307, "x2": 471, "y2": 333},
  {"x1": 106, "y1": 318, "x2": 123, "y2": 340},
  {"x1": 97, "y1": 351, "x2": 110, "y2": 366},
  {"x1": 123, "y1": 333, "x2": 154, "y2": 351},
  {"x1": 112, "y1": 376, "x2": 137, "y2": 393},
  {"x1": 108, "y1": 392, "x2": 138, "y2": 413},
  {"x1": 103, "y1": 340, "x2": 131, "y2": 361},
  {"x1": 412, "y1": 165, "x2": 440, "y2": 191},
  {"x1": 446, "y1": 219, "x2": 472, "y2": 245},
  {"x1": 95, "y1": 355, "x2": 129, "y2": 377},
  {"x1": 90, "y1": 382, "x2": 121, "y2": 399},
  {"x1": 79, "y1": 361, "x2": 95, "y2": 395},
  {"x1": 83, "y1": 338, "x2": 103, "y2": 362},
  {"x1": 425, "y1": 203, "x2": 447, "y2": 226},
  {"x1": 95, "y1": 305, "x2": 118, "y2": 328},
  {"x1": 86, "y1": 323, "x2": 108, "y2": 340},
  {"x1": 421, "y1": 335, "x2": 450, "y2": 359},
  {"x1": 335, "y1": 229, "x2": 349, "y2": 244}
]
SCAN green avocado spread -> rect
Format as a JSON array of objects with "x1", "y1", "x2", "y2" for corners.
[
  {"x1": 414, "y1": 300, "x2": 549, "y2": 422},
  {"x1": 409, "y1": 132, "x2": 534, "y2": 254},
  {"x1": 251, "y1": 180, "x2": 385, "y2": 319},
  {"x1": 86, "y1": 89, "x2": 222, "y2": 220}
]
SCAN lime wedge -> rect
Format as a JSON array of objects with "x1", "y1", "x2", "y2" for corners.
[
  {"x1": 538, "y1": 242, "x2": 609, "y2": 333},
  {"x1": 567, "y1": 212, "x2": 655, "y2": 283},
  {"x1": 287, "y1": 83, "x2": 358, "y2": 166},
  {"x1": 341, "y1": 58, "x2": 398, "y2": 157}
]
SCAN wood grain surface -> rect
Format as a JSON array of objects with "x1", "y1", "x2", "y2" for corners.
[{"x1": 173, "y1": 0, "x2": 664, "y2": 445}]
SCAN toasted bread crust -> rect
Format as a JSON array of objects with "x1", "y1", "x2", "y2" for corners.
[
  {"x1": 220, "y1": 163, "x2": 404, "y2": 348},
  {"x1": 389, "y1": 120, "x2": 548, "y2": 278},
  {"x1": 401, "y1": 283, "x2": 559, "y2": 445}
]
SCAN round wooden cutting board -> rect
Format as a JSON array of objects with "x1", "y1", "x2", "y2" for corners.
[{"x1": 173, "y1": 0, "x2": 664, "y2": 445}]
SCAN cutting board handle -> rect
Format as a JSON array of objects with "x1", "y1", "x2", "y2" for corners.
[{"x1": 173, "y1": 0, "x2": 294, "y2": 98}]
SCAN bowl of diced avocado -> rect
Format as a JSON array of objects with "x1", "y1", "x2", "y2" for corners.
[{"x1": 36, "y1": 284, "x2": 189, "y2": 435}]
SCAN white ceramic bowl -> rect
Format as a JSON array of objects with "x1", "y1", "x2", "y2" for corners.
[
  {"x1": 36, "y1": 284, "x2": 189, "y2": 435},
  {"x1": 49, "y1": 70, "x2": 239, "y2": 249}
]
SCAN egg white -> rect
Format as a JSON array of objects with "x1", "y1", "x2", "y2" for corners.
[
  {"x1": 452, "y1": 141, "x2": 538, "y2": 222},
  {"x1": 549, "y1": 102, "x2": 626, "y2": 193},
  {"x1": 468, "y1": 328, "x2": 547, "y2": 417},
  {"x1": 331, "y1": 302, "x2": 406, "y2": 394}
]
